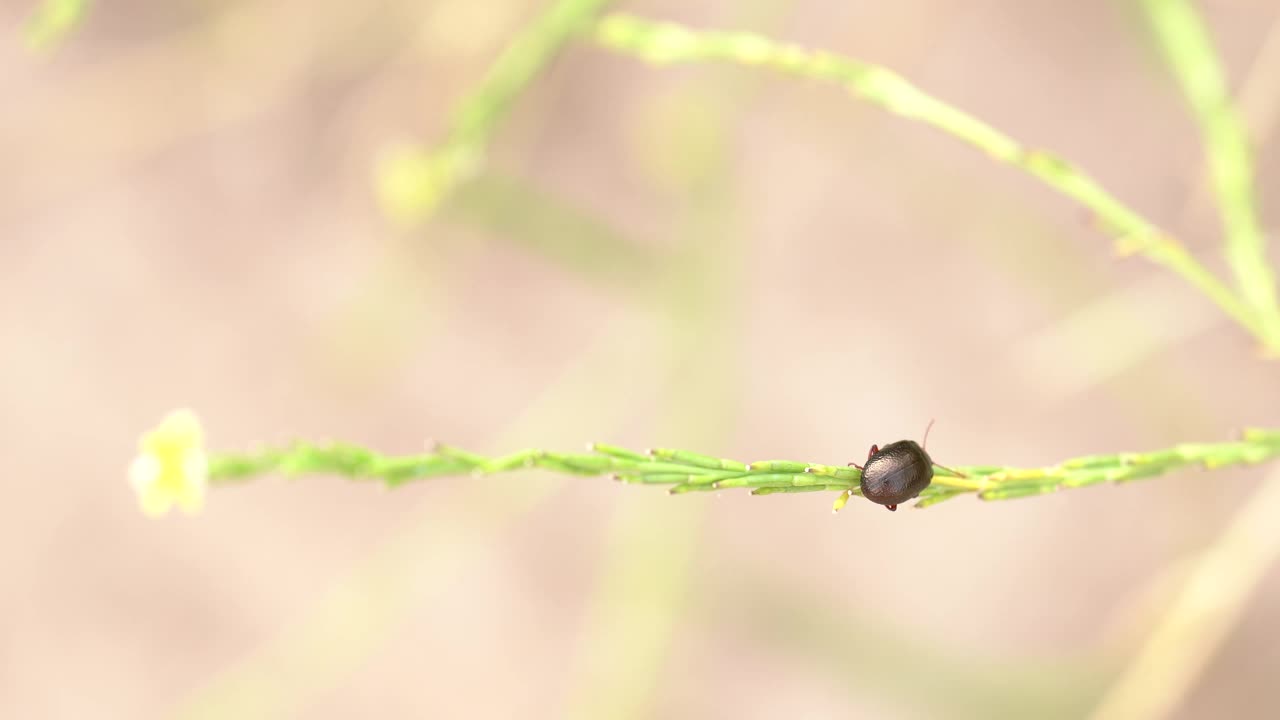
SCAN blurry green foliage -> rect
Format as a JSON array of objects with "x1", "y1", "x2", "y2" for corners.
[
  {"x1": 23, "y1": 0, "x2": 88, "y2": 51},
  {"x1": 376, "y1": 0, "x2": 617, "y2": 224}
]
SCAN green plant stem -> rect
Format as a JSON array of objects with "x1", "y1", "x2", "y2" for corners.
[
  {"x1": 586, "y1": 13, "x2": 1275, "y2": 352},
  {"x1": 1140, "y1": 0, "x2": 1280, "y2": 348},
  {"x1": 377, "y1": 0, "x2": 617, "y2": 223},
  {"x1": 209, "y1": 428, "x2": 1280, "y2": 510}
]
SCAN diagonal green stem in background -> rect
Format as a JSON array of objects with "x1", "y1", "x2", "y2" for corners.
[
  {"x1": 710, "y1": 568, "x2": 1109, "y2": 719},
  {"x1": 587, "y1": 13, "x2": 1275, "y2": 353},
  {"x1": 1140, "y1": 0, "x2": 1280, "y2": 349},
  {"x1": 1088, "y1": 465, "x2": 1280, "y2": 720},
  {"x1": 446, "y1": 171, "x2": 661, "y2": 295},
  {"x1": 22, "y1": 0, "x2": 89, "y2": 51},
  {"x1": 209, "y1": 428, "x2": 1280, "y2": 511},
  {"x1": 377, "y1": 0, "x2": 617, "y2": 224}
]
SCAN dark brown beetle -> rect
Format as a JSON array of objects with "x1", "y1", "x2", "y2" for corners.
[{"x1": 849, "y1": 420, "x2": 963, "y2": 511}]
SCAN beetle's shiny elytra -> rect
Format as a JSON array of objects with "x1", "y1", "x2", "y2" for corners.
[
  {"x1": 856, "y1": 440, "x2": 933, "y2": 512},
  {"x1": 848, "y1": 420, "x2": 962, "y2": 512}
]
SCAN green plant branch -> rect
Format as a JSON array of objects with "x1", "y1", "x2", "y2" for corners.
[
  {"x1": 1141, "y1": 0, "x2": 1280, "y2": 348},
  {"x1": 586, "y1": 13, "x2": 1275, "y2": 352},
  {"x1": 208, "y1": 428, "x2": 1280, "y2": 511},
  {"x1": 377, "y1": 0, "x2": 617, "y2": 224}
]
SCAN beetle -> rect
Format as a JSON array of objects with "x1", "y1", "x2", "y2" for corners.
[{"x1": 849, "y1": 420, "x2": 963, "y2": 511}]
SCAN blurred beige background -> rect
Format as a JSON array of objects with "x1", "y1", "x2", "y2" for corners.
[{"x1": 4, "y1": 0, "x2": 1280, "y2": 718}]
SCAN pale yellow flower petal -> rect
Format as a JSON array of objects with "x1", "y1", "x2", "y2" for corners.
[
  {"x1": 138, "y1": 484, "x2": 176, "y2": 517},
  {"x1": 128, "y1": 454, "x2": 160, "y2": 492},
  {"x1": 176, "y1": 452, "x2": 208, "y2": 513},
  {"x1": 129, "y1": 409, "x2": 209, "y2": 517}
]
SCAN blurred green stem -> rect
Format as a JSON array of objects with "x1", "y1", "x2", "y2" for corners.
[
  {"x1": 377, "y1": 0, "x2": 617, "y2": 223},
  {"x1": 381, "y1": 7, "x2": 1280, "y2": 351},
  {"x1": 711, "y1": 568, "x2": 1108, "y2": 719},
  {"x1": 586, "y1": 13, "x2": 1276, "y2": 353},
  {"x1": 446, "y1": 171, "x2": 659, "y2": 295},
  {"x1": 1088, "y1": 465, "x2": 1280, "y2": 720},
  {"x1": 1140, "y1": 0, "x2": 1280, "y2": 348},
  {"x1": 22, "y1": 0, "x2": 88, "y2": 51}
]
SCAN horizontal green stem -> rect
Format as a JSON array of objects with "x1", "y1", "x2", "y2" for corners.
[
  {"x1": 588, "y1": 13, "x2": 1272, "y2": 350},
  {"x1": 208, "y1": 429, "x2": 1280, "y2": 511}
]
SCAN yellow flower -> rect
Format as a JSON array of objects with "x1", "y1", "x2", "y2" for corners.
[{"x1": 129, "y1": 409, "x2": 208, "y2": 517}]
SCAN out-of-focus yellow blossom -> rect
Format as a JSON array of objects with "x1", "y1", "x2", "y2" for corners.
[{"x1": 129, "y1": 409, "x2": 208, "y2": 517}]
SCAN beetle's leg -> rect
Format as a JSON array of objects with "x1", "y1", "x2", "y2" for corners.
[
  {"x1": 867, "y1": 444, "x2": 878, "y2": 460},
  {"x1": 885, "y1": 504, "x2": 897, "y2": 512},
  {"x1": 847, "y1": 461, "x2": 863, "y2": 470}
]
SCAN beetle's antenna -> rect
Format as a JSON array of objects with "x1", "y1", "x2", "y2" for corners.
[{"x1": 922, "y1": 419, "x2": 965, "y2": 477}]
